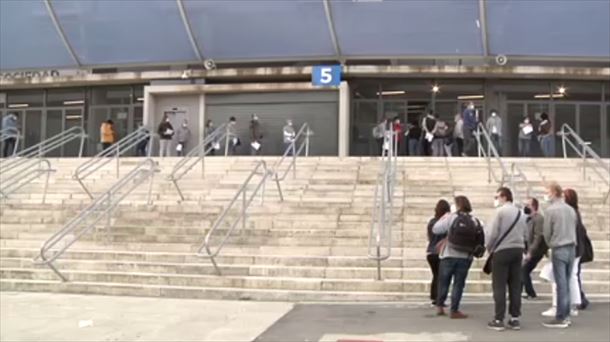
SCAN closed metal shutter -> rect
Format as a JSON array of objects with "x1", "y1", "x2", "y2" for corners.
[{"x1": 206, "y1": 91, "x2": 338, "y2": 156}]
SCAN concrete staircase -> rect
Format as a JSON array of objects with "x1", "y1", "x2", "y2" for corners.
[{"x1": 1, "y1": 156, "x2": 609, "y2": 301}]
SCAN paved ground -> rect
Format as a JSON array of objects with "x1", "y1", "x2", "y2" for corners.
[
  {"x1": 256, "y1": 301, "x2": 610, "y2": 342},
  {"x1": 1, "y1": 292, "x2": 609, "y2": 342}
]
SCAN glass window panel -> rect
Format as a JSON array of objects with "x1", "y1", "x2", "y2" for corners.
[
  {"x1": 493, "y1": 81, "x2": 551, "y2": 101},
  {"x1": 7, "y1": 90, "x2": 44, "y2": 108},
  {"x1": 487, "y1": 0, "x2": 610, "y2": 57},
  {"x1": 555, "y1": 104, "x2": 578, "y2": 158},
  {"x1": 52, "y1": 0, "x2": 197, "y2": 65},
  {"x1": 351, "y1": 100, "x2": 378, "y2": 156},
  {"x1": 184, "y1": 0, "x2": 334, "y2": 59},
  {"x1": 24, "y1": 110, "x2": 43, "y2": 149},
  {"x1": 46, "y1": 110, "x2": 64, "y2": 157},
  {"x1": 579, "y1": 105, "x2": 602, "y2": 154},
  {"x1": 64, "y1": 108, "x2": 84, "y2": 157},
  {"x1": 507, "y1": 103, "x2": 525, "y2": 157},
  {"x1": 0, "y1": 0, "x2": 75, "y2": 69},
  {"x1": 553, "y1": 82, "x2": 602, "y2": 103},
  {"x1": 91, "y1": 87, "x2": 132, "y2": 105},
  {"x1": 331, "y1": 0, "x2": 483, "y2": 56},
  {"x1": 47, "y1": 88, "x2": 85, "y2": 107}
]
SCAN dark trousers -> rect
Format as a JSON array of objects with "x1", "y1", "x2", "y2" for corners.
[
  {"x1": 136, "y1": 142, "x2": 148, "y2": 157},
  {"x1": 463, "y1": 128, "x2": 476, "y2": 156},
  {"x1": 492, "y1": 248, "x2": 523, "y2": 321},
  {"x1": 454, "y1": 138, "x2": 464, "y2": 156},
  {"x1": 426, "y1": 254, "x2": 440, "y2": 302},
  {"x1": 437, "y1": 257, "x2": 472, "y2": 313},
  {"x1": 422, "y1": 139, "x2": 433, "y2": 156},
  {"x1": 376, "y1": 138, "x2": 383, "y2": 156},
  {"x1": 2, "y1": 137, "x2": 16, "y2": 157},
  {"x1": 577, "y1": 260, "x2": 590, "y2": 308},
  {"x1": 522, "y1": 253, "x2": 543, "y2": 298}
]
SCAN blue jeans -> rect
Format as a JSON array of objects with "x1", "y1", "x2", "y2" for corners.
[
  {"x1": 540, "y1": 135, "x2": 556, "y2": 157},
  {"x1": 437, "y1": 257, "x2": 472, "y2": 312},
  {"x1": 552, "y1": 245, "x2": 576, "y2": 320},
  {"x1": 491, "y1": 134, "x2": 502, "y2": 155},
  {"x1": 408, "y1": 139, "x2": 419, "y2": 156}
]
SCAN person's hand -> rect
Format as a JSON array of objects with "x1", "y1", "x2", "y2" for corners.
[{"x1": 524, "y1": 253, "x2": 531, "y2": 261}]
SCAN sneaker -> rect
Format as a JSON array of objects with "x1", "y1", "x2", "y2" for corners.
[
  {"x1": 450, "y1": 311, "x2": 468, "y2": 319},
  {"x1": 522, "y1": 294, "x2": 537, "y2": 300},
  {"x1": 542, "y1": 307, "x2": 556, "y2": 317},
  {"x1": 507, "y1": 319, "x2": 521, "y2": 331},
  {"x1": 570, "y1": 309, "x2": 579, "y2": 317},
  {"x1": 436, "y1": 307, "x2": 446, "y2": 316},
  {"x1": 577, "y1": 301, "x2": 590, "y2": 311},
  {"x1": 543, "y1": 319, "x2": 570, "y2": 329},
  {"x1": 487, "y1": 320, "x2": 505, "y2": 331}
]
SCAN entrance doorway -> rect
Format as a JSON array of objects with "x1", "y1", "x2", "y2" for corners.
[{"x1": 89, "y1": 106, "x2": 133, "y2": 155}]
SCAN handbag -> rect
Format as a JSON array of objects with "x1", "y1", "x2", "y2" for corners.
[{"x1": 483, "y1": 211, "x2": 521, "y2": 275}]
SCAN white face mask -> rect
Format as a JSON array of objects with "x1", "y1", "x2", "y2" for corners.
[
  {"x1": 450, "y1": 204, "x2": 457, "y2": 213},
  {"x1": 491, "y1": 112, "x2": 497, "y2": 117},
  {"x1": 543, "y1": 194, "x2": 551, "y2": 203},
  {"x1": 493, "y1": 199, "x2": 500, "y2": 208},
  {"x1": 524, "y1": 119, "x2": 530, "y2": 124}
]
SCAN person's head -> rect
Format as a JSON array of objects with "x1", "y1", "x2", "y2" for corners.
[
  {"x1": 106, "y1": 119, "x2": 114, "y2": 125},
  {"x1": 252, "y1": 114, "x2": 258, "y2": 121},
  {"x1": 206, "y1": 119, "x2": 213, "y2": 127},
  {"x1": 229, "y1": 116, "x2": 236, "y2": 124},
  {"x1": 563, "y1": 188, "x2": 579, "y2": 211},
  {"x1": 286, "y1": 119, "x2": 293, "y2": 126},
  {"x1": 468, "y1": 102, "x2": 475, "y2": 110},
  {"x1": 524, "y1": 116, "x2": 530, "y2": 124},
  {"x1": 540, "y1": 112, "x2": 549, "y2": 121},
  {"x1": 545, "y1": 181, "x2": 562, "y2": 202},
  {"x1": 490, "y1": 109, "x2": 497, "y2": 117},
  {"x1": 454, "y1": 195, "x2": 472, "y2": 213},
  {"x1": 526, "y1": 197, "x2": 539, "y2": 214},
  {"x1": 393, "y1": 116, "x2": 400, "y2": 124},
  {"x1": 434, "y1": 199, "x2": 451, "y2": 219},
  {"x1": 427, "y1": 110, "x2": 434, "y2": 117},
  {"x1": 182, "y1": 119, "x2": 188, "y2": 127},
  {"x1": 494, "y1": 187, "x2": 513, "y2": 207}
]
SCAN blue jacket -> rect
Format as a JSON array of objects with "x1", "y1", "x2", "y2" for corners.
[
  {"x1": 462, "y1": 108, "x2": 478, "y2": 130},
  {"x1": 2, "y1": 114, "x2": 17, "y2": 130}
]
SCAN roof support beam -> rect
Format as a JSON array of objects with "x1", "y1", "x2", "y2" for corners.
[
  {"x1": 478, "y1": 0, "x2": 490, "y2": 57},
  {"x1": 176, "y1": 0, "x2": 205, "y2": 62},
  {"x1": 44, "y1": 0, "x2": 81, "y2": 67},
  {"x1": 323, "y1": 0, "x2": 344, "y2": 64}
]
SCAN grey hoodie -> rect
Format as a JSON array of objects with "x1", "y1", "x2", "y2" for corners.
[
  {"x1": 432, "y1": 212, "x2": 483, "y2": 260},
  {"x1": 543, "y1": 198, "x2": 577, "y2": 249},
  {"x1": 486, "y1": 203, "x2": 527, "y2": 253},
  {"x1": 176, "y1": 125, "x2": 191, "y2": 143}
]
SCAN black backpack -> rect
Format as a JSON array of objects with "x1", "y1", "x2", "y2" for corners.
[{"x1": 448, "y1": 212, "x2": 486, "y2": 257}]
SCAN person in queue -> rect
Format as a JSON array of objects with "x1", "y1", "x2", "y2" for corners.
[
  {"x1": 522, "y1": 197, "x2": 547, "y2": 300},
  {"x1": 426, "y1": 199, "x2": 451, "y2": 307}
]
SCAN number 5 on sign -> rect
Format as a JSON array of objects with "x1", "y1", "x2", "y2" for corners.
[{"x1": 312, "y1": 65, "x2": 341, "y2": 87}]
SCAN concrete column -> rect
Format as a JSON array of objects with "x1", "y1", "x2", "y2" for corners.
[
  {"x1": 143, "y1": 86, "x2": 155, "y2": 127},
  {"x1": 338, "y1": 81, "x2": 350, "y2": 157},
  {"x1": 199, "y1": 94, "x2": 205, "y2": 146}
]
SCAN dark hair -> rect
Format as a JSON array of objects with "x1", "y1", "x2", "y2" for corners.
[
  {"x1": 106, "y1": 119, "x2": 114, "y2": 125},
  {"x1": 564, "y1": 188, "x2": 579, "y2": 211},
  {"x1": 497, "y1": 187, "x2": 513, "y2": 203},
  {"x1": 428, "y1": 110, "x2": 434, "y2": 116},
  {"x1": 229, "y1": 116, "x2": 236, "y2": 122},
  {"x1": 530, "y1": 197, "x2": 539, "y2": 211},
  {"x1": 541, "y1": 112, "x2": 549, "y2": 120},
  {"x1": 206, "y1": 119, "x2": 213, "y2": 126},
  {"x1": 454, "y1": 196, "x2": 472, "y2": 213},
  {"x1": 434, "y1": 199, "x2": 451, "y2": 219}
]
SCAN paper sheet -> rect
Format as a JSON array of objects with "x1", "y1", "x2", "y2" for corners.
[
  {"x1": 251, "y1": 141, "x2": 261, "y2": 150},
  {"x1": 213, "y1": 142, "x2": 221, "y2": 150},
  {"x1": 425, "y1": 132, "x2": 434, "y2": 142},
  {"x1": 176, "y1": 143, "x2": 183, "y2": 152},
  {"x1": 522, "y1": 125, "x2": 533, "y2": 135}
]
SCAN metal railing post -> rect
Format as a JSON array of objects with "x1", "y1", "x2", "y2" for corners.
[
  {"x1": 305, "y1": 129, "x2": 310, "y2": 157},
  {"x1": 242, "y1": 189, "x2": 247, "y2": 231},
  {"x1": 582, "y1": 143, "x2": 587, "y2": 180},
  {"x1": 561, "y1": 130, "x2": 568, "y2": 158},
  {"x1": 115, "y1": 143, "x2": 120, "y2": 178},
  {"x1": 292, "y1": 141, "x2": 297, "y2": 179},
  {"x1": 224, "y1": 127, "x2": 230, "y2": 157}
]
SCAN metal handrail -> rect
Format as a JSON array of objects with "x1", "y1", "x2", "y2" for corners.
[
  {"x1": 33, "y1": 158, "x2": 158, "y2": 281},
  {"x1": 273, "y1": 123, "x2": 312, "y2": 181},
  {"x1": 559, "y1": 124, "x2": 610, "y2": 202},
  {"x1": 368, "y1": 128, "x2": 398, "y2": 280},
  {"x1": 475, "y1": 123, "x2": 508, "y2": 185},
  {"x1": 73, "y1": 127, "x2": 154, "y2": 199},
  {"x1": 0, "y1": 127, "x2": 20, "y2": 157},
  {"x1": 0, "y1": 126, "x2": 86, "y2": 176},
  {"x1": 0, "y1": 158, "x2": 54, "y2": 203},
  {"x1": 509, "y1": 162, "x2": 532, "y2": 205},
  {"x1": 169, "y1": 124, "x2": 229, "y2": 201},
  {"x1": 197, "y1": 160, "x2": 283, "y2": 275}
]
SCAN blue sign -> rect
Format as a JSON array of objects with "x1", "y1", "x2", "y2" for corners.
[{"x1": 312, "y1": 65, "x2": 341, "y2": 87}]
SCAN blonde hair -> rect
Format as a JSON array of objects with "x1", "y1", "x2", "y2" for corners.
[{"x1": 547, "y1": 181, "x2": 563, "y2": 198}]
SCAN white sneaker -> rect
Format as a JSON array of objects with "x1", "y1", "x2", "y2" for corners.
[
  {"x1": 542, "y1": 307, "x2": 556, "y2": 317},
  {"x1": 571, "y1": 309, "x2": 579, "y2": 317}
]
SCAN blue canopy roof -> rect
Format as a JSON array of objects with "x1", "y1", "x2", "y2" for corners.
[{"x1": 1, "y1": 0, "x2": 608, "y2": 70}]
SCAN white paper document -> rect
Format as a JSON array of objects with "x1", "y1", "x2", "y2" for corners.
[
  {"x1": 251, "y1": 141, "x2": 261, "y2": 150},
  {"x1": 164, "y1": 129, "x2": 173, "y2": 135},
  {"x1": 232, "y1": 137, "x2": 239, "y2": 145},
  {"x1": 522, "y1": 125, "x2": 533, "y2": 135},
  {"x1": 425, "y1": 132, "x2": 434, "y2": 142},
  {"x1": 492, "y1": 126, "x2": 498, "y2": 134},
  {"x1": 176, "y1": 143, "x2": 183, "y2": 152},
  {"x1": 212, "y1": 142, "x2": 221, "y2": 150}
]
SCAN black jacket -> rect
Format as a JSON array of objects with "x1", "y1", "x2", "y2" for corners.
[
  {"x1": 426, "y1": 217, "x2": 447, "y2": 255},
  {"x1": 158, "y1": 121, "x2": 174, "y2": 140}
]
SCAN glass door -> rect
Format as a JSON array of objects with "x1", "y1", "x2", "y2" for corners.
[
  {"x1": 579, "y1": 104, "x2": 602, "y2": 155},
  {"x1": 506, "y1": 103, "x2": 525, "y2": 156},
  {"x1": 351, "y1": 100, "x2": 378, "y2": 156},
  {"x1": 554, "y1": 104, "x2": 578, "y2": 157},
  {"x1": 64, "y1": 108, "x2": 84, "y2": 157},
  {"x1": 89, "y1": 106, "x2": 133, "y2": 155},
  {"x1": 46, "y1": 109, "x2": 64, "y2": 157},
  {"x1": 23, "y1": 109, "x2": 43, "y2": 149}
]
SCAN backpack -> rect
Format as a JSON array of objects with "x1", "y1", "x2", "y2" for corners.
[
  {"x1": 435, "y1": 121, "x2": 449, "y2": 138},
  {"x1": 448, "y1": 212, "x2": 486, "y2": 257}
]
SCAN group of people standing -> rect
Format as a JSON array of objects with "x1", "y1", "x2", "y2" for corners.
[
  {"x1": 374, "y1": 101, "x2": 557, "y2": 158},
  {"x1": 425, "y1": 182, "x2": 593, "y2": 330}
]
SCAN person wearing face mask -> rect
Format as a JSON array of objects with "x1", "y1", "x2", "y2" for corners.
[
  {"x1": 538, "y1": 112, "x2": 555, "y2": 157},
  {"x1": 421, "y1": 110, "x2": 437, "y2": 156},
  {"x1": 461, "y1": 102, "x2": 478, "y2": 157},
  {"x1": 485, "y1": 110, "x2": 502, "y2": 155},
  {"x1": 204, "y1": 120, "x2": 217, "y2": 156},
  {"x1": 157, "y1": 115, "x2": 174, "y2": 157},
  {"x1": 227, "y1": 117, "x2": 240, "y2": 155},
  {"x1": 486, "y1": 187, "x2": 527, "y2": 331},
  {"x1": 518, "y1": 116, "x2": 534, "y2": 157},
  {"x1": 541, "y1": 182, "x2": 577, "y2": 329},
  {"x1": 283, "y1": 119, "x2": 296, "y2": 156},
  {"x1": 521, "y1": 197, "x2": 547, "y2": 300},
  {"x1": 175, "y1": 119, "x2": 191, "y2": 157},
  {"x1": 249, "y1": 114, "x2": 263, "y2": 156},
  {"x1": 432, "y1": 196, "x2": 484, "y2": 319},
  {"x1": 453, "y1": 113, "x2": 464, "y2": 157},
  {"x1": 426, "y1": 199, "x2": 451, "y2": 307}
]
